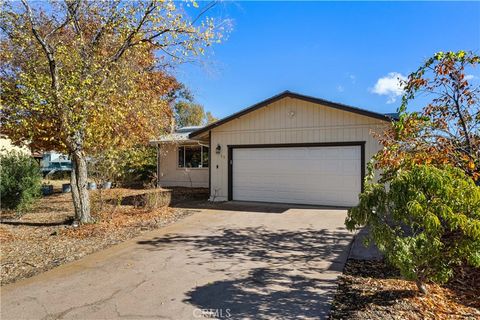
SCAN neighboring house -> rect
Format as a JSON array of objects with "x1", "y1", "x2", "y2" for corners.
[
  {"x1": 0, "y1": 136, "x2": 72, "y2": 175},
  {"x1": 0, "y1": 135, "x2": 45, "y2": 166},
  {"x1": 40, "y1": 152, "x2": 72, "y2": 175},
  {"x1": 151, "y1": 91, "x2": 396, "y2": 207},
  {"x1": 0, "y1": 135, "x2": 30, "y2": 155}
]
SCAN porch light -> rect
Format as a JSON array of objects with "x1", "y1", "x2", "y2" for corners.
[{"x1": 216, "y1": 144, "x2": 221, "y2": 154}]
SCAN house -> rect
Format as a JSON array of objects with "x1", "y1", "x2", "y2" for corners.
[
  {"x1": 0, "y1": 135, "x2": 31, "y2": 155},
  {"x1": 40, "y1": 152, "x2": 72, "y2": 175},
  {"x1": 151, "y1": 91, "x2": 396, "y2": 207},
  {"x1": 151, "y1": 126, "x2": 210, "y2": 188}
]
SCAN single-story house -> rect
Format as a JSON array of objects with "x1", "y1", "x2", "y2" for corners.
[
  {"x1": 151, "y1": 126, "x2": 210, "y2": 188},
  {"x1": 151, "y1": 91, "x2": 396, "y2": 207}
]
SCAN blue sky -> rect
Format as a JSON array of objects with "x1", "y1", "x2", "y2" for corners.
[{"x1": 176, "y1": 1, "x2": 480, "y2": 118}]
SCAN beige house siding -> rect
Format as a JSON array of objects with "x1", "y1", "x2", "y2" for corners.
[
  {"x1": 158, "y1": 143, "x2": 208, "y2": 188},
  {"x1": 0, "y1": 137, "x2": 30, "y2": 155},
  {"x1": 209, "y1": 96, "x2": 388, "y2": 201}
]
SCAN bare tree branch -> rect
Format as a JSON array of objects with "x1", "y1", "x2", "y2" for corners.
[
  {"x1": 21, "y1": 0, "x2": 58, "y2": 92},
  {"x1": 191, "y1": 1, "x2": 217, "y2": 25},
  {"x1": 109, "y1": 0, "x2": 156, "y2": 63}
]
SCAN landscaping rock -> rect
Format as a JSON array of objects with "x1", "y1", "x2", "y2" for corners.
[{"x1": 349, "y1": 227, "x2": 383, "y2": 260}]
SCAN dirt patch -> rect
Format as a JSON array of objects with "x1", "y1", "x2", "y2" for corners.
[
  {"x1": 0, "y1": 189, "x2": 198, "y2": 286},
  {"x1": 330, "y1": 259, "x2": 480, "y2": 319}
]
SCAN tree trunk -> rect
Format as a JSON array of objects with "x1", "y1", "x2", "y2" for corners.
[{"x1": 70, "y1": 150, "x2": 93, "y2": 223}]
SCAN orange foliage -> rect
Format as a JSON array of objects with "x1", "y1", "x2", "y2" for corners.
[{"x1": 373, "y1": 51, "x2": 479, "y2": 182}]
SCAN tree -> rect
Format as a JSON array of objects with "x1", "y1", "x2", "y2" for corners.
[
  {"x1": 174, "y1": 101, "x2": 206, "y2": 127},
  {"x1": 374, "y1": 51, "x2": 479, "y2": 182},
  {"x1": 0, "y1": 0, "x2": 224, "y2": 223},
  {"x1": 88, "y1": 145, "x2": 157, "y2": 187},
  {"x1": 206, "y1": 111, "x2": 218, "y2": 124},
  {"x1": 174, "y1": 101, "x2": 218, "y2": 127},
  {"x1": 346, "y1": 51, "x2": 480, "y2": 293},
  {"x1": 346, "y1": 165, "x2": 480, "y2": 294}
]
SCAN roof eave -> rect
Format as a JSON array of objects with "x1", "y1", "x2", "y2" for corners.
[
  {"x1": 189, "y1": 91, "x2": 395, "y2": 138},
  {"x1": 149, "y1": 138, "x2": 202, "y2": 145}
]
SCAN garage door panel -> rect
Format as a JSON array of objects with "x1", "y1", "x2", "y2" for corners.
[
  {"x1": 233, "y1": 176, "x2": 353, "y2": 191},
  {"x1": 232, "y1": 146, "x2": 361, "y2": 206}
]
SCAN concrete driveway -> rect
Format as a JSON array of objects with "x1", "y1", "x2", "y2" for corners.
[{"x1": 1, "y1": 202, "x2": 353, "y2": 320}]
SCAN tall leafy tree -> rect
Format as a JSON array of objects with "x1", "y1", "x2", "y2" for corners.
[
  {"x1": 374, "y1": 51, "x2": 479, "y2": 181},
  {"x1": 174, "y1": 101, "x2": 206, "y2": 127},
  {"x1": 0, "y1": 0, "x2": 224, "y2": 223},
  {"x1": 206, "y1": 111, "x2": 218, "y2": 124},
  {"x1": 174, "y1": 101, "x2": 218, "y2": 127}
]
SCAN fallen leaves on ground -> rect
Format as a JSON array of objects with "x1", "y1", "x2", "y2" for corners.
[
  {"x1": 0, "y1": 225, "x2": 14, "y2": 242},
  {"x1": 0, "y1": 189, "x2": 195, "y2": 286},
  {"x1": 330, "y1": 259, "x2": 480, "y2": 320}
]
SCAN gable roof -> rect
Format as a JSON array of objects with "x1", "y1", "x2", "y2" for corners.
[{"x1": 189, "y1": 91, "x2": 397, "y2": 138}]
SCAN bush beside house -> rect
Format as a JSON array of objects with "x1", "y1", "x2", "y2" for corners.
[
  {"x1": 0, "y1": 151, "x2": 42, "y2": 213},
  {"x1": 346, "y1": 165, "x2": 480, "y2": 293},
  {"x1": 89, "y1": 146, "x2": 157, "y2": 189}
]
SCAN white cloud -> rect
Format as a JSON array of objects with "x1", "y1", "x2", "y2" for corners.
[
  {"x1": 465, "y1": 74, "x2": 476, "y2": 81},
  {"x1": 349, "y1": 74, "x2": 356, "y2": 83},
  {"x1": 371, "y1": 72, "x2": 407, "y2": 104},
  {"x1": 337, "y1": 85, "x2": 345, "y2": 92}
]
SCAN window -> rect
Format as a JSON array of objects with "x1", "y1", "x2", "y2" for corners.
[{"x1": 178, "y1": 146, "x2": 209, "y2": 168}]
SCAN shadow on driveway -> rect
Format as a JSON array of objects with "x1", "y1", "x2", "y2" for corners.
[
  {"x1": 138, "y1": 227, "x2": 350, "y2": 272},
  {"x1": 138, "y1": 226, "x2": 351, "y2": 319},
  {"x1": 186, "y1": 267, "x2": 337, "y2": 319},
  {"x1": 171, "y1": 200, "x2": 349, "y2": 214}
]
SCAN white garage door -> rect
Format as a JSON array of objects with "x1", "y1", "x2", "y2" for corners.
[{"x1": 232, "y1": 146, "x2": 361, "y2": 206}]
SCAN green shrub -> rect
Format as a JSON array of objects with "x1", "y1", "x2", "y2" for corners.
[
  {"x1": 0, "y1": 151, "x2": 42, "y2": 212},
  {"x1": 89, "y1": 146, "x2": 157, "y2": 187},
  {"x1": 346, "y1": 165, "x2": 480, "y2": 294},
  {"x1": 117, "y1": 146, "x2": 157, "y2": 186}
]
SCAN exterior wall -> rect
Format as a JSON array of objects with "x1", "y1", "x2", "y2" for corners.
[
  {"x1": 40, "y1": 152, "x2": 72, "y2": 172},
  {"x1": 158, "y1": 143, "x2": 209, "y2": 188},
  {"x1": 209, "y1": 96, "x2": 388, "y2": 201},
  {"x1": 0, "y1": 137, "x2": 30, "y2": 155}
]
